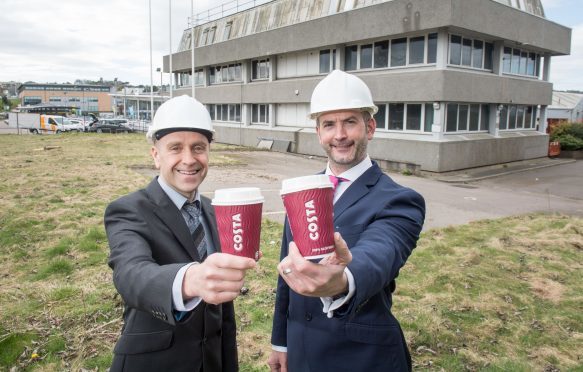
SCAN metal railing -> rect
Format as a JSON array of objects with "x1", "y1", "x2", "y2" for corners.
[{"x1": 189, "y1": 0, "x2": 274, "y2": 27}]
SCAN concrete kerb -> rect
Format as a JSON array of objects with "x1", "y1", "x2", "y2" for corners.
[{"x1": 430, "y1": 158, "x2": 577, "y2": 183}]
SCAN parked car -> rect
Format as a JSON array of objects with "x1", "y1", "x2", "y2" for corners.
[
  {"x1": 62, "y1": 118, "x2": 85, "y2": 132},
  {"x1": 87, "y1": 118, "x2": 134, "y2": 133}
]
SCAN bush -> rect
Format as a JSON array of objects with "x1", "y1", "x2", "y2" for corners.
[
  {"x1": 554, "y1": 134, "x2": 583, "y2": 151},
  {"x1": 550, "y1": 122, "x2": 583, "y2": 151}
]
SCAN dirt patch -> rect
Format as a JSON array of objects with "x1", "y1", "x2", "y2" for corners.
[{"x1": 529, "y1": 277, "x2": 565, "y2": 303}]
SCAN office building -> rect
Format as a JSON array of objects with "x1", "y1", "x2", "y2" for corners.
[{"x1": 164, "y1": 0, "x2": 571, "y2": 172}]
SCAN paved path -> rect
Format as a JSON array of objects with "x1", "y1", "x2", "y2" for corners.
[{"x1": 199, "y1": 151, "x2": 583, "y2": 230}]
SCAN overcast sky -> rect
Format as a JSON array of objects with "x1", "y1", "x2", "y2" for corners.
[{"x1": 0, "y1": 0, "x2": 580, "y2": 91}]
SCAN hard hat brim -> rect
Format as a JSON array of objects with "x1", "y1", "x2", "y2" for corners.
[{"x1": 154, "y1": 127, "x2": 214, "y2": 143}]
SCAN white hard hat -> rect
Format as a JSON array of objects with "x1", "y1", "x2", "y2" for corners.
[
  {"x1": 309, "y1": 70, "x2": 378, "y2": 119},
  {"x1": 146, "y1": 95, "x2": 214, "y2": 144}
]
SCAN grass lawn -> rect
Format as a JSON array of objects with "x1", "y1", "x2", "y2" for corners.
[{"x1": 0, "y1": 134, "x2": 581, "y2": 371}]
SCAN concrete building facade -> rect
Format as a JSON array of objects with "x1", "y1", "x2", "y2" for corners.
[{"x1": 164, "y1": 0, "x2": 571, "y2": 172}]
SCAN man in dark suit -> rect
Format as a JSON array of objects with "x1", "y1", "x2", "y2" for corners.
[
  {"x1": 105, "y1": 95, "x2": 257, "y2": 371},
  {"x1": 268, "y1": 70, "x2": 426, "y2": 372}
]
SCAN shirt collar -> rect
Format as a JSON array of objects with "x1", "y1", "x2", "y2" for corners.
[
  {"x1": 325, "y1": 155, "x2": 372, "y2": 182},
  {"x1": 157, "y1": 176, "x2": 201, "y2": 210}
]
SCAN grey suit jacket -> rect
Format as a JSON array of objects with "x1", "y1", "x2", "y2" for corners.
[{"x1": 105, "y1": 178, "x2": 238, "y2": 372}]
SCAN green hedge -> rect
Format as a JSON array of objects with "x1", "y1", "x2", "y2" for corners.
[{"x1": 550, "y1": 122, "x2": 583, "y2": 151}]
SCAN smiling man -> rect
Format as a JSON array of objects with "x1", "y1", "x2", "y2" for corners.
[
  {"x1": 268, "y1": 70, "x2": 426, "y2": 372},
  {"x1": 105, "y1": 95, "x2": 256, "y2": 372}
]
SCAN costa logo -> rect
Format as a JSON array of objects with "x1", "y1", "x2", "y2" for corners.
[
  {"x1": 304, "y1": 199, "x2": 319, "y2": 241},
  {"x1": 232, "y1": 213, "x2": 243, "y2": 251}
]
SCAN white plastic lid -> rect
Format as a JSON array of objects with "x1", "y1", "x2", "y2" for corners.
[
  {"x1": 280, "y1": 174, "x2": 333, "y2": 195},
  {"x1": 212, "y1": 187, "x2": 264, "y2": 206}
]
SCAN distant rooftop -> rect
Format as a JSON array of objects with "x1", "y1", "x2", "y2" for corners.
[{"x1": 550, "y1": 91, "x2": 583, "y2": 109}]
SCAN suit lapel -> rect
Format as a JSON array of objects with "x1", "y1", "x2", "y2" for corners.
[
  {"x1": 201, "y1": 196, "x2": 221, "y2": 253},
  {"x1": 333, "y1": 162, "x2": 382, "y2": 222},
  {"x1": 146, "y1": 179, "x2": 202, "y2": 261}
]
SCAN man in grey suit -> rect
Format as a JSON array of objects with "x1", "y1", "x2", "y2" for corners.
[{"x1": 105, "y1": 95, "x2": 257, "y2": 371}]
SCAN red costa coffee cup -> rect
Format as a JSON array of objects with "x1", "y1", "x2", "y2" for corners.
[
  {"x1": 212, "y1": 187, "x2": 264, "y2": 261},
  {"x1": 280, "y1": 175, "x2": 335, "y2": 260}
]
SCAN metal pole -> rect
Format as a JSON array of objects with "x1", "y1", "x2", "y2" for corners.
[
  {"x1": 169, "y1": 0, "x2": 173, "y2": 98},
  {"x1": 149, "y1": 0, "x2": 154, "y2": 121},
  {"x1": 191, "y1": 0, "x2": 195, "y2": 98}
]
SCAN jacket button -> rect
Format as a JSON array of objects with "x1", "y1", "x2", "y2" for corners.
[
  {"x1": 203, "y1": 337, "x2": 207, "y2": 344},
  {"x1": 305, "y1": 312, "x2": 312, "y2": 321}
]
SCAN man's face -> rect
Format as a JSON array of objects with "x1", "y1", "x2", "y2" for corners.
[
  {"x1": 316, "y1": 110, "x2": 376, "y2": 174},
  {"x1": 151, "y1": 131, "x2": 210, "y2": 200}
]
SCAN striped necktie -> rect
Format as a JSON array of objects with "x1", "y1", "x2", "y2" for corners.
[{"x1": 183, "y1": 200, "x2": 207, "y2": 261}]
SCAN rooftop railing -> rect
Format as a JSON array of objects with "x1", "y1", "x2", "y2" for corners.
[{"x1": 188, "y1": 0, "x2": 274, "y2": 27}]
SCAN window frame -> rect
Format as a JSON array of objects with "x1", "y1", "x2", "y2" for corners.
[{"x1": 449, "y1": 34, "x2": 494, "y2": 71}]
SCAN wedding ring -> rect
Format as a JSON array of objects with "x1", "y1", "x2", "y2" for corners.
[{"x1": 283, "y1": 267, "x2": 292, "y2": 275}]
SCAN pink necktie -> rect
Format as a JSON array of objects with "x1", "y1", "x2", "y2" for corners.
[{"x1": 329, "y1": 175, "x2": 348, "y2": 191}]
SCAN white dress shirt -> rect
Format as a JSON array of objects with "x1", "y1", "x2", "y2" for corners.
[{"x1": 157, "y1": 176, "x2": 211, "y2": 313}]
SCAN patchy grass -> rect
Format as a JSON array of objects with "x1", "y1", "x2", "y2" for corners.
[{"x1": 0, "y1": 134, "x2": 582, "y2": 371}]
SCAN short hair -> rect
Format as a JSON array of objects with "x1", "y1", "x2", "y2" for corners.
[{"x1": 316, "y1": 109, "x2": 373, "y2": 126}]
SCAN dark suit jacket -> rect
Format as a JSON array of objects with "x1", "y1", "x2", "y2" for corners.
[
  {"x1": 271, "y1": 162, "x2": 425, "y2": 372},
  {"x1": 105, "y1": 178, "x2": 238, "y2": 372}
]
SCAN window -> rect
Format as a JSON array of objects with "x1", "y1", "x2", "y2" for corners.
[
  {"x1": 484, "y1": 42, "x2": 493, "y2": 70},
  {"x1": 49, "y1": 97, "x2": 61, "y2": 102},
  {"x1": 527, "y1": 53, "x2": 536, "y2": 76},
  {"x1": 210, "y1": 63, "x2": 242, "y2": 84},
  {"x1": 252, "y1": 59, "x2": 270, "y2": 80},
  {"x1": 209, "y1": 104, "x2": 242, "y2": 122},
  {"x1": 346, "y1": 34, "x2": 437, "y2": 71},
  {"x1": 252, "y1": 104, "x2": 269, "y2": 124},
  {"x1": 23, "y1": 96, "x2": 42, "y2": 105},
  {"x1": 345, "y1": 45, "x2": 358, "y2": 71},
  {"x1": 208, "y1": 27, "x2": 216, "y2": 44},
  {"x1": 508, "y1": 105, "x2": 517, "y2": 129},
  {"x1": 469, "y1": 104, "x2": 480, "y2": 131},
  {"x1": 445, "y1": 103, "x2": 490, "y2": 133},
  {"x1": 472, "y1": 40, "x2": 483, "y2": 69},
  {"x1": 374, "y1": 41, "x2": 389, "y2": 68},
  {"x1": 388, "y1": 103, "x2": 404, "y2": 130},
  {"x1": 450, "y1": 35, "x2": 493, "y2": 70},
  {"x1": 511, "y1": 49, "x2": 521, "y2": 74},
  {"x1": 424, "y1": 104, "x2": 434, "y2": 132},
  {"x1": 449, "y1": 35, "x2": 462, "y2": 65},
  {"x1": 223, "y1": 22, "x2": 232, "y2": 41},
  {"x1": 458, "y1": 104, "x2": 469, "y2": 131},
  {"x1": 517, "y1": 106, "x2": 525, "y2": 128},
  {"x1": 427, "y1": 33, "x2": 437, "y2": 64},
  {"x1": 499, "y1": 105, "x2": 508, "y2": 130},
  {"x1": 319, "y1": 50, "x2": 331, "y2": 73},
  {"x1": 524, "y1": 106, "x2": 533, "y2": 129},
  {"x1": 360, "y1": 44, "x2": 373, "y2": 69},
  {"x1": 376, "y1": 103, "x2": 434, "y2": 132},
  {"x1": 406, "y1": 104, "x2": 422, "y2": 130},
  {"x1": 461, "y1": 38, "x2": 472, "y2": 66},
  {"x1": 318, "y1": 49, "x2": 336, "y2": 73},
  {"x1": 502, "y1": 47, "x2": 540, "y2": 77},
  {"x1": 391, "y1": 38, "x2": 407, "y2": 67},
  {"x1": 481, "y1": 105, "x2": 490, "y2": 131},
  {"x1": 194, "y1": 69, "x2": 204, "y2": 86},
  {"x1": 200, "y1": 29, "x2": 209, "y2": 46},
  {"x1": 408, "y1": 37, "x2": 425, "y2": 64},
  {"x1": 374, "y1": 104, "x2": 387, "y2": 130}
]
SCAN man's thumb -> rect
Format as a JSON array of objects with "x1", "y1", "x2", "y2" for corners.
[{"x1": 333, "y1": 232, "x2": 352, "y2": 262}]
